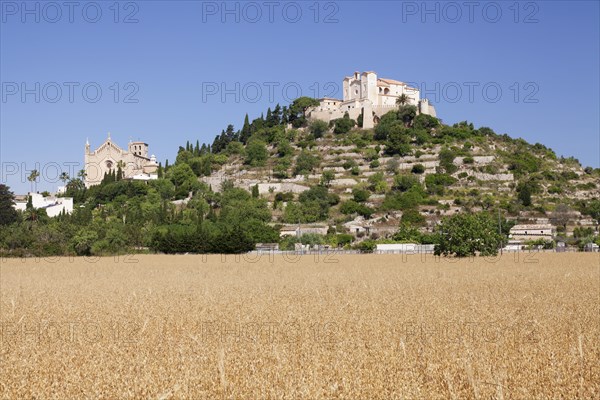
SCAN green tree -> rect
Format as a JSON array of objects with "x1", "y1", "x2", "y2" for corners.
[
  {"x1": 0, "y1": 184, "x2": 19, "y2": 226},
  {"x1": 393, "y1": 174, "x2": 419, "y2": 192},
  {"x1": 517, "y1": 183, "x2": 532, "y2": 206},
  {"x1": 352, "y1": 187, "x2": 370, "y2": 202},
  {"x1": 411, "y1": 164, "x2": 425, "y2": 174},
  {"x1": 245, "y1": 140, "x2": 269, "y2": 166},
  {"x1": 397, "y1": 105, "x2": 417, "y2": 127},
  {"x1": 321, "y1": 170, "x2": 335, "y2": 187},
  {"x1": 438, "y1": 148, "x2": 457, "y2": 174},
  {"x1": 289, "y1": 97, "x2": 320, "y2": 127},
  {"x1": 240, "y1": 114, "x2": 252, "y2": 143},
  {"x1": 586, "y1": 200, "x2": 600, "y2": 224},
  {"x1": 385, "y1": 126, "x2": 412, "y2": 156},
  {"x1": 332, "y1": 116, "x2": 355, "y2": 134},
  {"x1": 294, "y1": 150, "x2": 320, "y2": 175},
  {"x1": 71, "y1": 228, "x2": 99, "y2": 256},
  {"x1": 368, "y1": 172, "x2": 388, "y2": 194},
  {"x1": 425, "y1": 174, "x2": 456, "y2": 196},
  {"x1": 167, "y1": 163, "x2": 199, "y2": 198},
  {"x1": 309, "y1": 119, "x2": 329, "y2": 139},
  {"x1": 435, "y1": 212, "x2": 503, "y2": 257}
]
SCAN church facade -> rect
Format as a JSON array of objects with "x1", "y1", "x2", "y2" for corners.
[
  {"x1": 307, "y1": 71, "x2": 436, "y2": 129},
  {"x1": 84, "y1": 134, "x2": 158, "y2": 187}
]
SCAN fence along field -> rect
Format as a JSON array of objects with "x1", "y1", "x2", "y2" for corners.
[{"x1": 1, "y1": 253, "x2": 598, "y2": 399}]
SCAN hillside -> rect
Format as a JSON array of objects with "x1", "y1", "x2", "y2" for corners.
[
  {"x1": 1, "y1": 98, "x2": 599, "y2": 257},
  {"x1": 186, "y1": 99, "x2": 599, "y2": 240}
]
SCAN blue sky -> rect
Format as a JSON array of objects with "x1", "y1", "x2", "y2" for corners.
[{"x1": 1, "y1": 0, "x2": 599, "y2": 193}]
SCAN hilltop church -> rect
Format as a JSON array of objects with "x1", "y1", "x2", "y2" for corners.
[
  {"x1": 84, "y1": 134, "x2": 158, "y2": 187},
  {"x1": 307, "y1": 71, "x2": 436, "y2": 129}
]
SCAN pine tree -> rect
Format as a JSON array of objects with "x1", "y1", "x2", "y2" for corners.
[{"x1": 195, "y1": 140, "x2": 200, "y2": 155}]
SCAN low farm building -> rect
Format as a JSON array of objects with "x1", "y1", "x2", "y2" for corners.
[
  {"x1": 509, "y1": 224, "x2": 555, "y2": 241},
  {"x1": 375, "y1": 243, "x2": 435, "y2": 254},
  {"x1": 279, "y1": 225, "x2": 329, "y2": 237}
]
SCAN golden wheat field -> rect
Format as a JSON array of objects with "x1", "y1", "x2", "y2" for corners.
[{"x1": 0, "y1": 253, "x2": 599, "y2": 399}]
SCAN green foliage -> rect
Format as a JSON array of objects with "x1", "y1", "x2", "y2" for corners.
[
  {"x1": 289, "y1": 97, "x2": 320, "y2": 127},
  {"x1": 438, "y1": 148, "x2": 458, "y2": 174},
  {"x1": 245, "y1": 139, "x2": 269, "y2": 167},
  {"x1": 340, "y1": 200, "x2": 374, "y2": 218},
  {"x1": 342, "y1": 159, "x2": 357, "y2": 170},
  {"x1": 435, "y1": 212, "x2": 504, "y2": 257},
  {"x1": 401, "y1": 209, "x2": 425, "y2": 226},
  {"x1": 294, "y1": 150, "x2": 320, "y2": 175},
  {"x1": 411, "y1": 164, "x2": 425, "y2": 174},
  {"x1": 392, "y1": 174, "x2": 419, "y2": 192},
  {"x1": 283, "y1": 186, "x2": 336, "y2": 223},
  {"x1": 309, "y1": 119, "x2": 329, "y2": 139},
  {"x1": 425, "y1": 174, "x2": 456, "y2": 195},
  {"x1": 505, "y1": 150, "x2": 541, "y2": 175},
  {"x1": 384, "y1": 126, "x2": 412, "y2": 156},
  {"x1": 368, "y1": 172, "x2": 388, "y2": 194},
  {"x1": 516, "y1": 183, "x2": 532, "y2": 206},
  {"x1": 71, "y1": 228, "x2": 99, "y2": 256},
  {"x1": 392, "y1": 223, "x2": 437, "y2": 244},
  {"x1": 584, "y1": 200, "x2": 600, "y2": 223},
  {"x1": 0, "y1": 184, "x2": 18, "y2": 226},
  {"x1": 381, "y1": 186, "x2": 425, "y2": 211},
  {"x1": 352, "y1": 187, "x2": 370, "y2": 203},
  {"x1": 397, "y1": 105, "x2": 417, "y2": 127},
  {"x1": 276, "y1": 139, "x2": 293, "y2": 157},
  {"x1": 225, "y1": 141, "x2": 245, "y2": 156},
  {"x1": 167, "y1": 163, "x2": 200, "y2": 198},
  {"x1": 386, "y1": 156, "x2": 400, "y2": 174},
  {"x1": 413, "y1": 114, "x2": 439, "y2": 131},
  {"x1": 332, "y1": 116, "x2": 356, "y2": 134},
  {"x1": 355, "y1": 240, "x2": 376, "y2": 253}
]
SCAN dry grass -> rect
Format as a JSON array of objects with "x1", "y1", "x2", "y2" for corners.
[{"x1": 1, "y1": 253, "x2": 599, "y2": 399}]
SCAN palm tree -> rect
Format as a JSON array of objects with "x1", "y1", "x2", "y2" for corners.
[
  {"x1": 77, "y1": 169, "x2": 87, "y2": 181},
  {"x1": 59, "y1": 172, "x2": 70, "y2": 185},
  {"x1": 396, "y1": 94, "x2": 409, "y2": 106},
  {"x1": 28, "y1": 169, "x2": 39, "y2": 193}
]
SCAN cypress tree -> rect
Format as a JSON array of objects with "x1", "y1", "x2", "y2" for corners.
[{"x1": 241, "y1": 114, "x2": 251, "y2": 144}]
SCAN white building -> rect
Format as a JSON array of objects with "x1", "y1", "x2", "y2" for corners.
[
  {"x1": 509, "y1": 224, "x2": 556, "y2": 241},
  {"x1": 308, "y1": 71, "x2": 437, "y2": 129},
  {"x1": 14, "y1": 192, "x2": 73, "y2": 218},
  {"x1": 375, "y1": 243, "x2": 435, "y2": 254},
  {"x1": 84, "y1": 133, "x2": 158, "y2": 187}
]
